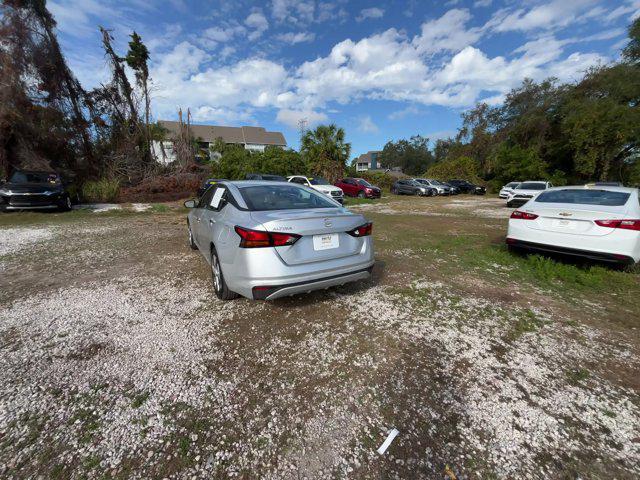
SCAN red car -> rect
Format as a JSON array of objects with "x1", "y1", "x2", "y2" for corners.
[{"x1": 335, "y1": 178, "x2": 382, "y2": 198}]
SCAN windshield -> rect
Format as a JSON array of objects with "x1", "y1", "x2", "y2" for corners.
[
  {"x1": 309, "y1": 177, "x2": 330, "y2": 185},
  {"x1": 535, "y1": 189, "x2": 631, "y2": 207},
  {"x1": 415, "y1": 179, "x2": 429, "y2": 185},
  {"x1": 517, "y1": 182, "x2": 546, "y2": 190},
  {"x1": 506, "y1": 182, "x2": 520, "y2": 188},
  {"x1": 357, "y1": 179, "x2": 372, "y2": 187},
  {"x1": 239, "y1": 184, "x2": 339, "y2": 211},
  {"x1": 9, "y1": 171, "x2": 59, "y2": 184},
  {"x1": 431, "y1": 180, "x2": 445, "y2": 186}
]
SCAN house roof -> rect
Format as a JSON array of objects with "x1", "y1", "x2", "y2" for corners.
[
  {"x1": 355, "y1": 150, "x2": 382, "y2": 164},
  {"x1": 158, "y1": 121, "x2": 286, "y2": 146}
]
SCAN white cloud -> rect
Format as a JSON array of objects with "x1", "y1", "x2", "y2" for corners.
[
  {"x1": 412, "y1": 9, "x2": 481, "y2": 55},
  {"x1": 487, "y1": 0, "x2": 598, "y2": 33},
  {"x1": 48, "y1": 0, "x2": 114, "y2": 37},
  {"x1": 604, "y1": 0, "x2": 640, "y2": 22},
  {"x1": 474, "y1": 0, "x2": 492, "y2": 7},
  {"x1": 388, "y1": 105, "x2": 420, "y2": 120},
  {"x1": 357, "y1": 115, "x2": 379, "y2": 133},
  {"x1": 276, "y1": 109, "x2": 328, "y2": 129},
  {"x1": 276, "y1": 32, "x2": 316, "y2": 44},
  {"x1": 356, "y1": 7, "x2": 385, "y2": 22},
  {"x1": 245, "y1": 11, "x2": 269, "y2": 41},
  {"x1": 271, "y1": 0, "x2": 315, "y2": 24}
]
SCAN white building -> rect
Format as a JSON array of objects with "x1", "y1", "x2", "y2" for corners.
[{"x1": 153, "y1": 121, "x2": 287, "y2": 164}]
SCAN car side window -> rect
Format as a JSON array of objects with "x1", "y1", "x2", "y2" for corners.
[
  {"x1": 290, "y1": 177, "x2": 306, "y2": 185},
  {"x1": 206, "y1": 186, "x2": 228, "y2": 212},
  {"x1": 198, "y1": 187, "x2": 215, "y2": 208}
]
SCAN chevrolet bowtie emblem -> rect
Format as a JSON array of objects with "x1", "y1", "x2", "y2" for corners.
[{"x1": 324, "y1": 218, "x2": 332, "y2": 228}]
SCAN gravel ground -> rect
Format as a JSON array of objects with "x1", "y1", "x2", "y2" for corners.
[{"x1": 1, "y1": 199, "x2": 639, "y2": 479}]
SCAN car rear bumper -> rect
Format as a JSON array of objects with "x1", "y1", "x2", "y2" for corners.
[
  {"x1": 222, "y1": 237, "x2": 375, "y2": 299},
  {"x1": 506, "y1": 238, "x2": 637, "y2": 265},
  {"x1": 253, "y1": 266, "x2": 373, "y2": 300}
]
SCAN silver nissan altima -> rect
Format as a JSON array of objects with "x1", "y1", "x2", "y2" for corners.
[{"x1": 185, "y1": 181, "x2": 375, "y2": 300}]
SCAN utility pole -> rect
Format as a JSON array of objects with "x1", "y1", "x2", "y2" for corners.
[{"x1": 298, "y1": 118, "x2": 308, "y2": 139}]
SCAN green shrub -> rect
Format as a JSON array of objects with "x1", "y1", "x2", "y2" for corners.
[
  {"x1": 81, "y1": 179, "x2": 120, "y2": 203},
  {"x1": 425, "y1": 156, "x2": 482, "y2": 184}
]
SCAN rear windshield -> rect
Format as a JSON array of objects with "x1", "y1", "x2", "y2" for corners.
[
  {"x1": 10, "y1": 171, "x2": 59, "y2": 184},
  {"x1": 535, "y1": 189, "x2": 630, "y2": 206},
  {"x1": 239, "y1": 185, "x2": 339, "y2": 211},
  {"x1": 518, "y1": 182, "x2": 546, "y2": 190}
]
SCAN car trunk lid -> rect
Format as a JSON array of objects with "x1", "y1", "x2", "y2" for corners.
[
  {"x1": 250, "y1": 209, "x2": 366, "y2": 265},
  {"x1": 522, "y1": 204, "x2": 629, "y2": 236}
]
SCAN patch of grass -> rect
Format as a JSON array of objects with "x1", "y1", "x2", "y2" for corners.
[
  {"x1": 150, "y1": 204, "x2": 170, "y2": 213},
  {"x1": 343, "y1": 196, "x2": 378, "y2": 206},
  {"x1": 507, "y1": 309, "x2": 546, "y2": 341},
  {"x1": 601, "y1": 409, "x2": 617, "y2": 418},
  {"x1": 131, "y1": 391, "x2": 150, "y2": 408},
  {"x1": 178, "y1": 436, "x2": 190, "y2": 457},
  {"x1": 566, "y1": 368, "x2": 590, "y2": 385}
]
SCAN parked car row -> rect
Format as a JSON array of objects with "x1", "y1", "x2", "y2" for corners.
[{"x1": 391, "y1": 178, "x2": 486, "y2": 196}]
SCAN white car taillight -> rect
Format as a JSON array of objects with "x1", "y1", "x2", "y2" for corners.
[{"x1": 595, "y1": 219, "x2": 640, "y2": 231}]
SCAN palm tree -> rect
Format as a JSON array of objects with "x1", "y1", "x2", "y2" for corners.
[{"x1": 300, "y1": 124, "x2": 351, "y2": 182}]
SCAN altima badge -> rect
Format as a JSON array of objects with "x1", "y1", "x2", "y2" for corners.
[{"x1": 324, "y1": 218, "x2": 333, "y2": 228}]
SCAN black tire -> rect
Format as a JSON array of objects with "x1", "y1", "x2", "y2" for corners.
[
  {"x1": 58, "y1": 195, "x2": 72, "y2": 212},
  {"x1": 357, "y1": 191, "x2": 365, "y2": 198},
  {"x1": 188, "y1": 222, "x2": 197, "y2": 250},
  {"x1": 391, "y1": 187, "x2": 398, "y2": 195},
  {"x1": 210, "y1": 247, "x2": 238, "y2": 300}
]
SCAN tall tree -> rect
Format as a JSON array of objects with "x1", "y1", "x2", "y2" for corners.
[
  {"x1": 300, "y1": 124, "x2": 350, "y2": 182},
  {"x1": 380, "y1": 135, "x2": 434, "y2": 175},
  {"x1": 126, "y1": 31, "x2": 151, "y2": 161}
]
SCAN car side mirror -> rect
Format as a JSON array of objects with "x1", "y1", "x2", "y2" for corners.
[{"x1": 184, "y1": 199, "x2": 197, "y2": 208}]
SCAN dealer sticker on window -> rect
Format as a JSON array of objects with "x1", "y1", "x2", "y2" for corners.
[{"x1": 313, "y1": 233, "x2": 339, "y2": 251}]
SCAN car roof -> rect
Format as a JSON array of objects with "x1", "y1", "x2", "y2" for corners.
[
  {"x1": 222, "y1": 180, "x2": 293, "y2": 187},
  {"x1": 545, "y1": 185, "x2": 638, "y2": 194}
]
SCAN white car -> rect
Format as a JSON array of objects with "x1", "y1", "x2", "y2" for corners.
[
  {"x1": 507, "y1": 185, "x2": 640, "y2": 266},
  {"x1": 506, "y1": 181, "x2": 553, "y2": 207},
  {"x1": 499, "y1": 182, "x2": 521, "y2": 199},
  {"x1": 287, "y1": 176, "x2": 344, "y2": 204}
]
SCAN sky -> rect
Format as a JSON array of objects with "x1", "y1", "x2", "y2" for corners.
[{"x1": 49, "y1": 0, "x2": 639, "y2": 159}]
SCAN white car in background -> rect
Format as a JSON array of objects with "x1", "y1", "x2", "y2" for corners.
[
  {"x1": 287, "y1": 176, "x2": 344, "y2": 204},
  {"x1": 499, "y1": 182, "x2": 521, "y2": 199},
  {"x1": 506, "y1": 181, "x2": 553, "y2": 207},
  {"x1": 507, "y1": 185, "x2": 640, "y2": 266}
]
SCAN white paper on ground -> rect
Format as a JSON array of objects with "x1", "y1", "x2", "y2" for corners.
[{"x1": 377, "y1": 428, "x2": 399, "y2": 455}]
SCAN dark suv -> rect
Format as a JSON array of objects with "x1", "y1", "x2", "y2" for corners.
[
  {"x1": 0, "y1": 170, "x2": 74, "y2": 211},
  {"x1": 447, "y1": 179, "x2": 486, "y2": 195}
]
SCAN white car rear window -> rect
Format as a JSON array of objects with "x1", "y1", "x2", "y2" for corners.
[{"x1": 535, "y1": 189, "x2": 630, "y2": 206}]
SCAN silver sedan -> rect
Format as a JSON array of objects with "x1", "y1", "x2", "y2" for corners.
[{"x1": 185, "y1": 181, "x2": 375, "y2": 300}]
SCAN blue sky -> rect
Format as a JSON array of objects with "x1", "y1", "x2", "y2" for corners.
[{"x1": 50, "y1": 0, "x2": 638, "y2": 158}]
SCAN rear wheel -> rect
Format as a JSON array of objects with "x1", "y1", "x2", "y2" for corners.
[
  {"x1": 391, "y1": 187, "x2": 398, "y2": 195},
  {"x1": 211, "y1": 247, "x2": 238, "y2": 300}
]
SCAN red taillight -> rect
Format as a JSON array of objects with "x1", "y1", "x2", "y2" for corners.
[
  {"x1": 347, "y1": 222, "x2": 373, "y2": 237},
  {"x1": 234, "y1": 226, "x2": 301, "y2": 248},
  {"x1": 595, "y1": 219, "x2": 640, "y2": 231},
  {"x1": 510, "y1": 210, "x2": 539, "y2": 220}
]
